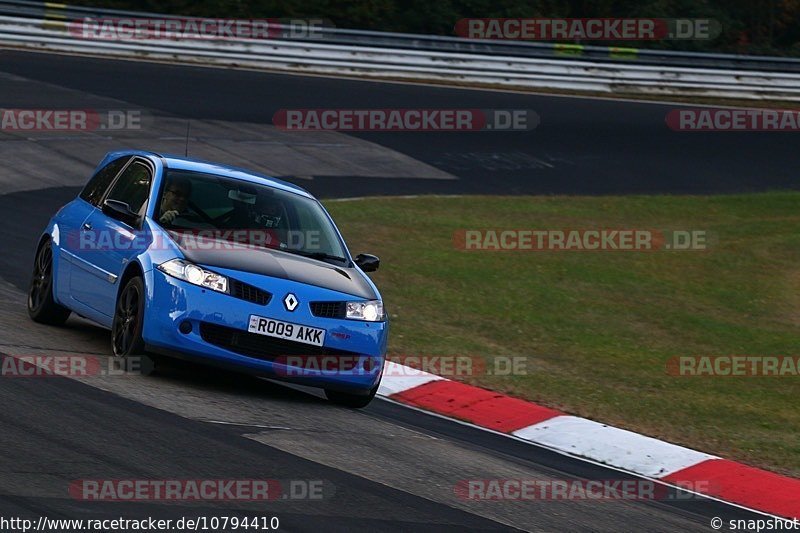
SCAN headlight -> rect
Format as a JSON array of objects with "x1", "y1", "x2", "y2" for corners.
[
  {"x1": 346, "y1": 300, "x2": 384, "y2": 321},
  {"x1": 158, "y1": 259, "x2": 228, "y2": 294}
]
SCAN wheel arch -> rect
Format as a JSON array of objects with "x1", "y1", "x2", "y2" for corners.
[{"x1": 117, "y1": 260, "x2": 145, "y2": 301}]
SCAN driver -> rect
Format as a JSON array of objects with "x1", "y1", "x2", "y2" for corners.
[{"x1": 159, "y1": 177, "x2": 192, "y2": 224}]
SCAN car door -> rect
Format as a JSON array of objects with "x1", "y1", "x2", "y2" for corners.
[
  {"x1": 57, "y1": 155, "x2": 130, "y2": 307},
  {"x1": 69, "y1": 157, "x2": 153, "y2": 319}
]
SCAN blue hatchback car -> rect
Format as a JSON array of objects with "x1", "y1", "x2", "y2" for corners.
[{"x1": 28, "y1": 150, "x2": 387, "y2": 407}]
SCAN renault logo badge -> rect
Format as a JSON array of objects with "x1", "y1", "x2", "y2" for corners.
[{"x1": 283, "y1": 293, "x2": 299, "y2": 311}]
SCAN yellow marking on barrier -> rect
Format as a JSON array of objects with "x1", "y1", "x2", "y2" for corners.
[
  {"x1": 41, "y1": 19, "x2": 67, "y2": 30},
  {"x1": 44, "y1": 11, "x2": 67, "y2": 19},
  {"x1": 553, "y1": 43, "x2": 584, "y2": 57},
  {"x1": 44, "y1": 2, "x2": 67, "y2": 8},
  {"x1": 609, "y1": 47, "x2": 638, "y2": 60}
]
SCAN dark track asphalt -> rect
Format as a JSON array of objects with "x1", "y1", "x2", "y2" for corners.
[
  {"x1": 0, "y1": 49, "x2": 798, "y2": 198},
  {"x1": 0, "y1": 49, "x2": 783, "y2": 531},
  {"x1": 0, "y1": 353, "x2": 514, "y2": 532}
]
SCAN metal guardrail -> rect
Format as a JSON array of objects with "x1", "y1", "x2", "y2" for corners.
[
  {"x1": 1, "y1": 1, "x2": 799, "y2": 101},
  {"x1": 5, "y1": 0, "x2": 800, "y2": 73}
]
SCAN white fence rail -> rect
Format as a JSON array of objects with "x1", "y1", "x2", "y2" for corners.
[{"x1": 1, "y1": 15, "x2": 799, "y2": 101}]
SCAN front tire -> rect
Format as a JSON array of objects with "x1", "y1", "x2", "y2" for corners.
[
  {"x1": 112, "y1": 276, "x2": 147, "y2": 358},
  {"x1": 325, "y1": 385, "x2": 379, "y2": 408},
  {"x1": 27, "y1": 240, "x2": 71, "y2": 326}
]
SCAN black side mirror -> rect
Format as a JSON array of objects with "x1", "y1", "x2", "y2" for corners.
[
  {"x1": 102, "y1": 199, "x2": 139, "y2": 226},
  {"x1": 354, "y1": 253, "x2": 380, "y2": 272}
]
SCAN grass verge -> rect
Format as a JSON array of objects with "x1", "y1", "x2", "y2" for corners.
[{"x1": 325, "y1": 192, "x2": 800, "y2": 476}]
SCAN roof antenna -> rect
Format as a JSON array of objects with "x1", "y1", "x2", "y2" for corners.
[{"x1": 184, "y1": 121, "x2": 191, "y2": 157}]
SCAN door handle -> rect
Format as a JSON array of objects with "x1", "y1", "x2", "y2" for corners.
[{"x1": 82, "y1": 223, "x2": 92, "y2": 230}]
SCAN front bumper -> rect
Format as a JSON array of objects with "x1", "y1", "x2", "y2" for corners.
[{"x1": 142, "y1": 267, "x2": 387, "y2": 393}]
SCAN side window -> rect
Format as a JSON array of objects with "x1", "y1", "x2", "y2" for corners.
[
  {"x1": 105, "y1": 161, "x2": 153, "y2": 216},
  {"x1": 79, "y1": 156, "x2": 130, "y2": 206}
]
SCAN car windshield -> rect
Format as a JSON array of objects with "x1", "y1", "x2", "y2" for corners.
[{"x1": 155, "y1": 169, "x2": 347, "y2": 263}]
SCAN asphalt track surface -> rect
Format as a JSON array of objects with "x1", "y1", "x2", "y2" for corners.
[
  {"x1": 1, "y1": 50, "x2": 799, "y2": 198},
  {"x1": 0, "y1": 48, "x2": 789, "y2": 531}
]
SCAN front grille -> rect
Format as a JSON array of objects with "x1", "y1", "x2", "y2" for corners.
[
  {"x1": 230, "y1": 279, "x2": 271, "y2": 305},
  {"x1": 199, "y1": 322, "x2": 358, "y2": 362},
  {"x1": 310, "y1": 301, "x2": 346, "y2": 318}
]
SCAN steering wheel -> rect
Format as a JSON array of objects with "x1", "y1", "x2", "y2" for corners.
[
  {"x1": 213, "y1": 208, "x2": 238, "y2": 225},
  {"x1": 183, "y1": 201, "x2": 217, "y2": 226}
]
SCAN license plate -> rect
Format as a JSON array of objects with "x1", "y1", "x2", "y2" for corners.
[{"x1": 247, "y1": 315, "x2": 326, "y2": 347}]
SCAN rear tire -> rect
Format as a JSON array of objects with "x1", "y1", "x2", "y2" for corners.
[
  {"x1": 27, "y1": 240, "x2": 71, "y2": 326},
  {"x1": 325, "y1": 385, "x2": 378, "y2": 408}
]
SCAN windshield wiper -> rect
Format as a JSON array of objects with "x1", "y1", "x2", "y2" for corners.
[{"x1": 283, "y1": 249, "x2": 348, "y2": 263}]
